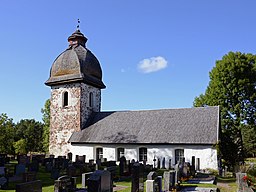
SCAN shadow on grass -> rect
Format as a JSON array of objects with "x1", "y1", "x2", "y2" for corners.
[{"x1": 217, "y1": 177, "x2": 236, "y2": 183}]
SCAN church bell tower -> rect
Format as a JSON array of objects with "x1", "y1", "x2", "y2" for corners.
[{"x1": 45, "y1": 29, "x2": 105, "y2": 156}]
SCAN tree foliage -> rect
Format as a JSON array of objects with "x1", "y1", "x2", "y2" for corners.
[
  {"x1": 194, "y1": 52, "x2": 256, "y2": 166},
  {"x1": 41, "y1": 99, "x2": 50, "y2": 152},
  {"x1": 0, "y1": 113, "x2": 15, "y2": 154},
  {"x1": 15, "y1": 119, "x2": 44, "y2": 154}
]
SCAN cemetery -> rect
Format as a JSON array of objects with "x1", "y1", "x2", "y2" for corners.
[{"x1": 0, "y1": 152, "x2": 255, "y2": 191}]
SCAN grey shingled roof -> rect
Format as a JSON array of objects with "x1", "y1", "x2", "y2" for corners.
[{"x1": 69, "y1": 106, "x2": 219, "y2": 144}]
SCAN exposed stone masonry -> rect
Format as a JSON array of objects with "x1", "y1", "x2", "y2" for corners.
[{"x1": 49, "y1": 82, "x2": 101, "y2": 156}]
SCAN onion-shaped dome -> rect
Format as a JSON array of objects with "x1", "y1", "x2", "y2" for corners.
[{"x1": 45, "y1": 30, "x2": 105, "y2": 89}]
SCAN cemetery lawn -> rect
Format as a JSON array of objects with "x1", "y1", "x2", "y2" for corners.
[{"x1": 216, "y1": 177, "x2": 237, "y2": 192}]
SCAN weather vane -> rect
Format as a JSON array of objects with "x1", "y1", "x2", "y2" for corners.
[{"x1": 77, "y1": 19, "x2": 80, "y2": 30}]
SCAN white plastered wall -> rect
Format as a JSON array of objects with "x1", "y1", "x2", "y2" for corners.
[{"x1": 70, "y1": 144, "x2": 218, "y2": 170}]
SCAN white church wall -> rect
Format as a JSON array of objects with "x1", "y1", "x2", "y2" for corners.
[{"x1": 70, "y1": 143, "x2": 218, "y2": 170}]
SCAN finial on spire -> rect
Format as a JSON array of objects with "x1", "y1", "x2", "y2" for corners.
[{"x1": 77, "y1": 19, "x2": 80, "y2": 30}]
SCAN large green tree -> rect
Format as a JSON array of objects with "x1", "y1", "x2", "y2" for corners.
[
  {"x1": 0, "y1": 113, "x2": 15, "y2": 154},
  {"x1": 194, "y1": 52, "x2": 256, "y2": 167},
  {"x1": 41, "y1": 99, "x2": 50, "y2": 152},
  {"x1": 15, "y1": 119, "x2": 44, "y2": 154}
]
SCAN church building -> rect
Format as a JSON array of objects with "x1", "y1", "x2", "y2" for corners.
[{"x1": 45, "y1": 29, "x2": 219, "y2": 170}]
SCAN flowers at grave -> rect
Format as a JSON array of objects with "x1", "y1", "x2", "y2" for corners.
[{"x1": 243, "y1": 175, "x2": 256, "y2": 191}]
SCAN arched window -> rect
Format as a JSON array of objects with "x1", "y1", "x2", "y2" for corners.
[
  {"x1": 175, "y1": 149, "x2": 184, "y2": 164},
  {"x1": 89, "y1": 92, "x2": 93, "y2": 107},
  {"x1": 96, "y1": 147, "x2": 103, "y2": 160},
  {"x1": 63, "y1": 91, "x2": 68, "y2": 107},
  {"x1": 139, "y1": 147, "x2": 147, "y2": 161}
]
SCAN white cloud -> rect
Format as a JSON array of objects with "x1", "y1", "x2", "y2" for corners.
[{"x1": 138, "y1": 56, "x2": 168, "y2": 73}]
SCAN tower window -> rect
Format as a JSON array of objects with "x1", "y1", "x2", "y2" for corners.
[
  {"x1": 89, "y1": 92, "x2": 93, "y2": 107},
  {"x1": 63, "y1": 91, "x2": 68, "y2": 107}
]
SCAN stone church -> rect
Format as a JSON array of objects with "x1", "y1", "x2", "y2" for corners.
[{"x1": 45, "y1": 29, "x2": 219, "y2": 170}]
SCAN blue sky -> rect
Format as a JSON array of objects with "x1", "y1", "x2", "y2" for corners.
[{"x1": 0, "y1": 1, "x2": 256, "y2": 122}]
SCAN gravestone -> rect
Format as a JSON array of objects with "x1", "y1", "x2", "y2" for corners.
[
  {"x1": 23, "y1": 172, "x2": 37, "y2": 182},
  {"x1": 18, "y1": 155, "x2": 29, "y2": 165},
  {"x1": 146, "y1": 171, "x2": 158, "y2": 192},
  {"x1": 0, "y1": 158, "x2": 5, "y2": 167},
  {"x1": 157, "y1": 158, "x2": 161, "y2": 169},
  {"x1": 88, "y1": 170, "x2": 112, "y2": 192},
  {"x1": 82, "y1": 172, "x2": 93, "y2": 188},
  {"x1": 15, "y1": 164, "x2": 26, "y2": 175},
  {"x1": 119, "y1": 156, "x2": 126, "y2": 176},
  {"x1": 196, "y1": 158, "x2": 200, "y2": 171},
  {"x1": 162, "y1": 157, "x2": 166, "y2": 169},
  {"x1": 236, "y1": 172, "x2": 252, "y2": 192},
  {"x1": 29, "y1": 160, "x2": 39, "y2": 172},
  {"x1": 182, "y1": 162, "x2": 190, "y2": 177},
  {"x1": 45, "y1": 162, "x2": 52, "y2": 172},
  {"x1": 67, "y1": 164, "x2": 76, "y2": 177},
  {"x1": 191, "y1": 156, "x2": 195, "y2": 176},
  {"x1": 76, "y1": 155, "x2": 86, "y2": 164},
  {"x1": 0, "y1": 167, "x2": 5, "y2": 175},
  {"x1": 105, "y1": 166, "x2": 117, "y2": 188},
  {"x1": 67, "y1": 152, "x2": 72, "y2": 161},
  {"x1": 164, "y1": 170, "x2": 175, "y2": 191},
  {"x1": 49, "y1": 155, "x2": 55, "y2": 158},
  {"x1": 153, "y1": 157, "x2": 157, "y2": 169},
  {"x1": 51, "y1": 168, "x2": 60, "y2": 180},
  {"x1": 54, "y1": 175, "x2": 77, "y2": 192},
  {"x1": 174, "y1": 163, "x2": 180, "y2": 185},
  {"x1": 168, "y1": 159, "x2": 172, "y2": 170},
  {"x1": 0, "y1": 176, "x2": 8, "y2": 189},
  {"x1": 16, "y1": 180, "x2": 42, "y2": 192},
  {"x1": 131, "y1": 162, "x2": 144, "y2": 192}
]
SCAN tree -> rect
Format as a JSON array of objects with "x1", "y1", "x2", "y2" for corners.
[
  {"x1": 15, "y1": 119, "x2": 44, "y2": 153},
  {"x1": 41, "y1": 99, "x2": 50, "y2": 152},
  {"x1": 194, "y1": 52, "x2": 256, "y2": 167},
  {"x1": 0, "y1": 113, "x2": 15, "y2": 154}
]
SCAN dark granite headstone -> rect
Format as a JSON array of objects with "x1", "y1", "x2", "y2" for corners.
[
  {"x1": 157, "y1": 158, "x2": 161, "y2": 169},
  {"x1": 29, "y1": 160, "x2": 39, "y2": 172},
  {"x1": 119, "y1": 156, "x2": 126, "y2": 176},
  {"x1": 18, "y1": 155, "x2": 29, "y2": 165},
  {"x1": 67, "y1": 152, "x2": 73, "y2": 161},
  {"x1": 76, "y1": 155, "x2": 86, "y2": 164},
  {"x1": 67, "y1": 164, "x2": 76, "y2": 177},
  {"x1": 23, "y1": 172, "x2": 37, "y2": 182},
  {"x1": 45, "y1": 162, "x2": 52, "y2": 172},
  {"x1": 196, "y1": 158, "x2": 200, "y2": 171},
  {"x1": 168, "y1": 158, "x2": 172, "y2": 169},
  {"x1": 16, "y1": 180, "x2": 42, "y2": 192},
  {"x1": 0, "y1": 176, "x2": 8, "y2": 189},
  {"x1": 131, "y1": 162, "x2": 144, "y2": 192},
  {"x1": 51, "y1": 168, "x2": 60, "y2": 180},
  {"x1": 162, "y1": 157, "x2": 166, "y2": 169},
  {"x1": 88, "y1": 170, "x2": 111, "y2": 192},
  {"x1": 15, "y1": 164, "x2": 26, "y2": 175},
  {"x1": 191, "y1": 156, "x2": 196, "y2": 176}
]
